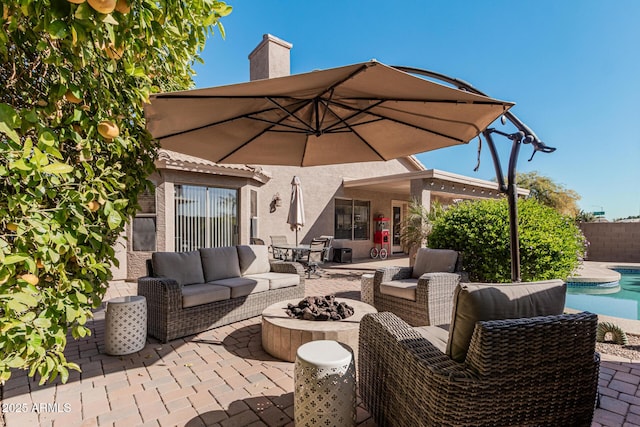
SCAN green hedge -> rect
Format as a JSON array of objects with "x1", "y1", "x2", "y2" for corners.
[{"x1": 428, "y1": 198, "x2": 586, "y2": 282}]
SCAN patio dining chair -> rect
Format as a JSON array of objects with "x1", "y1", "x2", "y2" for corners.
[
  {"x1": 270, "y1": 235, "x2": 289, "y2": 260},
  {"x1": 299, "y1": 238, "x2": 327, "y2": 278},
  {"x1": 359, "y1": 280, "x2": 600, "y2": 426},
  {"x1": 318, "y1": 235, "x2": 334, "y2": 262}
]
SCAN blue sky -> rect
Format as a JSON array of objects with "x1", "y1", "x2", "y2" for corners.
[{"x1": 193, "y1": 0, "x2": 640, "y2": 220}]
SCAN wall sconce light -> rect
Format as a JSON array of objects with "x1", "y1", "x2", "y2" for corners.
[{"x1": 270, "y1": 193, "x2": 282, "y2": 213}]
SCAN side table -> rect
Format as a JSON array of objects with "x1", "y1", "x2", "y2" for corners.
[
  {"x1": 294, "y1": 340, "x2": 356, "y2": 427},
  {"x1": 360, "y1": 273, "x2": 374, "y2": 305},
  {"x1": 105, "y1": 295, "x2": 147, "y2": 355}
]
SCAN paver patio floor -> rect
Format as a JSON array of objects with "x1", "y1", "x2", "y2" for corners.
[{"x1": 1, "y1": 259, "x2": 639, "y2": 426}]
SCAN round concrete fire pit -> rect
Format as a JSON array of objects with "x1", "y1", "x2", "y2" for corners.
[{"x1": 261, "y1": 298, "x2": 377, "y2": 362}]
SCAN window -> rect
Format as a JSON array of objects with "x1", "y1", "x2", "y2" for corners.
[
  {"x1": 334, "y1": 199, "x2": 370, "y2": 240},
  {"x1": 175, "y1": 184, "x2": 238, "y2": 251},
  {"x1": 132, "y1": 188, "x2": 156, "y2": 251}
]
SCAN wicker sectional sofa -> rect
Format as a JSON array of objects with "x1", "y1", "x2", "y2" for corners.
[{"x1": 138, "y1": 245, "x2": 305, "y2": 342}]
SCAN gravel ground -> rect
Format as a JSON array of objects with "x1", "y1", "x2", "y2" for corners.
[{"x1": 597, "y1": 333, "x2": 640, "y2": 360}]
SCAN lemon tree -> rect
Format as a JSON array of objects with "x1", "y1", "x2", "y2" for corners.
[{"x1": 0, "y1": 0, "x2": 231, "y2": 384}]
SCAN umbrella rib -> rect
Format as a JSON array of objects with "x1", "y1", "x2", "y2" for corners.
[
  {"x1": 219, "y1": 97, "x2": 316, "y2": 163},
  {"x1": 154, "y1": 98, "x2": 314, "y2": 140},
  {"x1": 319, "y1": 102, "x2": 387, "y2": 161},
  {"x1": 324, "y1": 98, "x2": 472, "y2": 142},
  {"x1": 267, "y1": 97, "x2": 317, "y2": 134},
  {"x1": 321, "y1": 99, "x2": 385, "y2": 133}
]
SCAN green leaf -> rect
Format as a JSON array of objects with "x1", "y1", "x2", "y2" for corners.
[
  {"x1": 3, "y1": 253, "x2": 29, "y2": 264},
  {"x1": 7, "y1": 300, "x2": 28, "y2": 313},
  {"x1": 23, "y1": 137, "x2": 33, "y2": 157},
  {"x1": 217, "y1": 21, "x2": 226, "y2": 39},
  {"x1": 0, "y1": 122, "x2": 20, "y2": 143},
  {"x1": 11, "y1": 292, "x2": 39, "y2": 308},
  {"x1": 42, "y1": 162, "x2": 73, "y2": 175},
  {"x1": 0, "y1": 103, "x2": 20, "y2": 127},
  {"x1": 74, "y1": 2, "x2": 92, "y2": 19},
  {"x1": 59, "y1": 366, "x2": 69, "y2": 383},
  {"x1": 6, "y1": 356, "x2": 25, "y2": 368},
  {"x1": 48, "y1": 20, "x2": 68, "y2": 39},
  {"x1": 10, "y1": 158, "x2": 32, "y2": 171},
  {"x1": 32, "y1": 147, "x2": 49, "y2": 167},
  {"x1": 33, "y1": 318, "x2": 52, "y2": 328},
  {"x1": 107, "y1": 210, "x2": 122, "y2": 230},
  {"x1": 39, "y1": 129, "x2": 57, "y2": 146}
]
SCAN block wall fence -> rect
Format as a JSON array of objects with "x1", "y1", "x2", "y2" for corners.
[{"x1": 578, "y1": 222, "x2": 640, "y2": 262}]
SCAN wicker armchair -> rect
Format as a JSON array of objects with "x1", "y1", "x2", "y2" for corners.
[
  {"x1": 373, "y1": 248, "x2": 467, "y2": 326},
  {"x1": 359, "y1": 281, "x2": 600, "y2": 427}
]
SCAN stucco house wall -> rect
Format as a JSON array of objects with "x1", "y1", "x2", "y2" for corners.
[{"x1": 254, "y1": 158, "x2": 419, "y2": 249}]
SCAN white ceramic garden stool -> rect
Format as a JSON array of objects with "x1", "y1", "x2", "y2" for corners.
[
  {"x1": 294, "y1": 340, "x2": 356, "y2": 427},
  {"x1": 360, "y1": 273, "x2": 374, "y2": 305},
  {"x1": 104, "y1": 295, "x2": 147, "y2": 356}
]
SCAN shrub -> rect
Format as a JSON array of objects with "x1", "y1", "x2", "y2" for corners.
[{"x1": 428, "y1": 198, "x2": 586, "y2": 282}]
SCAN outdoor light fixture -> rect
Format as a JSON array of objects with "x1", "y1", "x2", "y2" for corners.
[
  {"x1": 393, "y1": 65, "x2": 557, "y2": 282},
  {"x1": 270, "y1": 193, "x2": 282, "y2": 213}
]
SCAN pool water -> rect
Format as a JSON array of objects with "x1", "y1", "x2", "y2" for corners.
[{"x1": 566, "y1": 270, "x2": 640, "y2": 320}]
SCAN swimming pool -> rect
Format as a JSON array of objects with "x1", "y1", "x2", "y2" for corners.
[{"x1": 566, "y1": 269, "x2": 640, "y2": 320}]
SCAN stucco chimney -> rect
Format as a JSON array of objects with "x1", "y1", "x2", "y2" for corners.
[{"x1": 248, "y1": 34, "x2": 293, "y2": 81}]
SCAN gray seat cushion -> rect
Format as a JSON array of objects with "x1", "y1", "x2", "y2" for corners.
[
  {"x1": 210, "y1": 276, "x2": 269, "y2": 298},
  {"x1": 414, "y1": 325, "x2": 449, "y2": 353},
  {"x1": 199, "y1": 247, "x2": 242, "y2": 282},
  {"x1": 412, "y1": 248, "x2": 458, "y2": 279},
  {"x1": 244, "y1": 272, "x2": 300, "y2": 290},
  {"x1": 446, "y1": 280, "x2": 566, "y2": 363},
  {"x1": 237, "y1": 245, "x2": 271, "y2": 276},
  {"x1": 380, "y1": 278, "x2": 418, "y2": 301},
  {"x1": 152, "y1": 251, "x2": 205, "y2": 286},
  {"x1": 182, "y1": 283, "x2": 231, "y2": 308}
]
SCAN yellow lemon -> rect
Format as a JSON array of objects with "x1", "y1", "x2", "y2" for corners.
[
  {"x1": 64, "y1": 90, "x2": 82, "y2": 104},
  {"x1": 6, "y1": 223, "x2": 18, "y2": 232},
  {"x1": 114, "y1": 0, "x2": 130, "y2": 14},
  {"x1": 21, "y1": 274, "x2": 39, "y2": 285},
  {"x1": 87, "y1": 200, "x2": 101, "y2": 212},
  {"x1": 97, "y1": 120, "x2": 119, "y2": 139},
  {"x1": 87, "y1": 0, "x2": 116, "y2": 14}
]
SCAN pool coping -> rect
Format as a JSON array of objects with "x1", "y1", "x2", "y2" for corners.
[{"x1": 566, "y1": 261, "x2": 640, "y2": 336}]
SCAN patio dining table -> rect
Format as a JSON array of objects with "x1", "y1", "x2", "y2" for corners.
[{"x1": 271, "y1": 243, "x2": 320, "y2": 262}]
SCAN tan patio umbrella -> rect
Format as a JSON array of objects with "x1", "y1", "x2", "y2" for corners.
[
  {"x1": 286, "y1": 176, "x2": 305, "y2": 246},
  {"x1": 144, "y1": 60, "x2": 514, "y2": 167}
]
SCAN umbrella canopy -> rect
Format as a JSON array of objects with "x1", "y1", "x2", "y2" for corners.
[
  {"x1": 144, "y1": 60, "x2": 514, "y2": 166},
  {"x1": 286, "y1": 176, "x2": 305, "y2": 245}
]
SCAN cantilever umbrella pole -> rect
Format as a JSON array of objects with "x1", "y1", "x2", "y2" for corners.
[{"x1": 483, "y1": 128, "x2": 522, "y2": 282}]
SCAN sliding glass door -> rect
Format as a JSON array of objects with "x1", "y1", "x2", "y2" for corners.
[{"x1": 175, "y1": 184, "x2": 238, "y2": 251}]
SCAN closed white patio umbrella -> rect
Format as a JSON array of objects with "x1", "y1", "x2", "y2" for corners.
[{"x1": 287, "y1": 176, "x2": 305, "y2": 246}]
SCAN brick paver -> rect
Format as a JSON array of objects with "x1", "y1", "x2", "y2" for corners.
[{"x1": 1, "y1": 258, "x2": 639, "y2": 426}]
